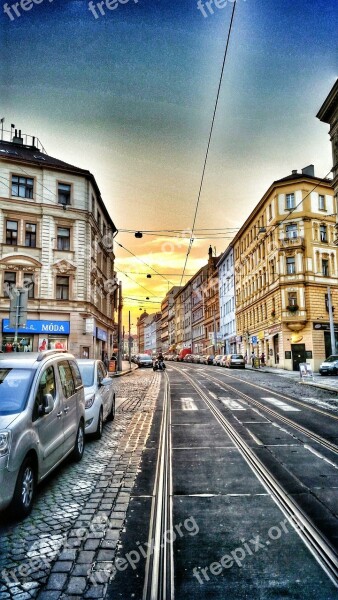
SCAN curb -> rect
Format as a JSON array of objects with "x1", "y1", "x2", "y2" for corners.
[{"x1": 246, "y1": 365, "x2": 338, "y2": 394}]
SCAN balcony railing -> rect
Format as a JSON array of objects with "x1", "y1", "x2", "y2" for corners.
[{"x1": 279, "y1": 236, "x2": 305, "y2": 249}]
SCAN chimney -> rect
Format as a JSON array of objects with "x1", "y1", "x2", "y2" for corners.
[
  {"x1": 12, "y1": 128, "x2": 23, "y2": 145},
  {"x1": 301, "y1": 164, "x2": 315, "y2": 177},
  {"x1": 292, "y1": 170, "x2": 298, "y2": 175}
]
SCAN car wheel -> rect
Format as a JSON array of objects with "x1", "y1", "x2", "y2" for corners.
[
  {"x1": 11, "y1": 457, "x2": 36, "y2": 518},
  {"x1": 107, "y1": 394, "x2": 116, "y2": 421},
  {"x1": 71, "y1": 422, "x2": 85, "y2": 461},
  {"x1": 93, "y1": 408, "x2": 103, "y2": 440}
]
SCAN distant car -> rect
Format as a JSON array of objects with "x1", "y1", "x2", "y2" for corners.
[
  {"x1": 77, "y1": 359, "x2": 115, "y2": 439},
  {"x1": 0, "y1": 350, "x2": 85, "y2": 517},
  {"x1": 213, "y1": 355, "x2": 224, "y2": 366},
  {"x1": 319, "y1": 355, "x2": 338, "y2": 376},
  {"x1": 136, "y1": 354, "x2": 153, "y2": 368},
  {"x1": 192, "y1": 355, "x2": 202, "y2": 364},
  {"x1": 205, "y1": 355, "x2": 214, "y2": 365},
  {"x1": 224, "y1": 354, "x2": 246, "y2": 369},
  {"x1": 183, "y1": 354, "x2": 195, "y2": 363}
]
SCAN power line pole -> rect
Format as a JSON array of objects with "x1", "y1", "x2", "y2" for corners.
[
  {"x1": 128, "y1": 310, "x2": 132, "y2": 371},
  {"x1": 117, "y1": 281, "x2": 123, "y2": 372},
  {"x1": 327, "y1": 286, "x2": 336, "y2": 354}
]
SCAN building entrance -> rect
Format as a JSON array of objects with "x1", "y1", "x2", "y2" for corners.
[{"x1": 291, "y1": 343, "x2": 306, "y2": 371}]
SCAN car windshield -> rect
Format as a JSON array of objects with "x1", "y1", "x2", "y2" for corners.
[
  {"x1": 0, "y1": 369, "x2": 34, "y2": 415},
  {"x1": 139, "y1": 355, "x2": 151, "y2": 360},
  {"x1": 77, "y1": 363, "x2": 95, "y2": 387},
  {"x1": 232, "y1": 354, "x2": 244, "y2": 359},
  {"x1": 324, "y1": 355, "x2": 338, "y2": 363}
]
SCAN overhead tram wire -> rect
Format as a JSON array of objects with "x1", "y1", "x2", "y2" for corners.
[
  {"x1": 115, "y1": 268, "x2": 162, "y2": 298},
  {"x1": 116, "y1": 241, "x2": 176, "y2": 286},
  {"x1": 180, "y1": 0, "x2": 238, "y2": 286}
]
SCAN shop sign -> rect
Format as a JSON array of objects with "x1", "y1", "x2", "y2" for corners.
[
  {"x1": 258, "y1": 331, "x2": 265, "y2": 340},
  {"x1": 96, "y1": 327, "x2": 108, "y2": 342},
  {"x1": 2, "y1": 319, "x2": 70, "y2": 335},
  {"x1": 313, "y1": 322, "x2": 338, "y2": 332},
  {"x1": 85, "y1": 318, "x2": 96, "y2": 335},
  {"x1": 268, "y1": 324, "x2": 282, "y2": 336}
]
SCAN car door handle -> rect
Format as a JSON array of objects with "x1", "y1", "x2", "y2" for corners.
[
  {"x1": 57, "y1": 411, "x2": 63, "y2": 418},
  {"x1": 64, "y1": 407, "x2": 69, "y2": 414}
]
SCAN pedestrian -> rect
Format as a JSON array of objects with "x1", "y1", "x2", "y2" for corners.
[
  {"x1": 103, "y1": 352, "x2": 109, "y2": 369},
  {"x1": 260, "y1": 352, "x2": 265, "y2": 367},
  {"x1": 251, "y1": 351, "x2": 255, "y2": 368}
]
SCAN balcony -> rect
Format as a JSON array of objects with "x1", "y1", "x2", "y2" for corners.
[
  {"x1": 279, "y1": 236, "x2": 305, "y2": 250},
  {"x1": 282, "y1": 307, "x2": 307, "y2": 331}
]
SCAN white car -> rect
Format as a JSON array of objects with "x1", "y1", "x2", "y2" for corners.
[{"x1": 77, "y1": 359, "x2": 115, "y2": 439}]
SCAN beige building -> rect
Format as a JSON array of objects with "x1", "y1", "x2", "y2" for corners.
[
  {"x1": 0, "y1": 130, "x2": 117, "y2": 358},
  {"x1": 233, "y1": 166, "x2": 337, "y2": 371}
]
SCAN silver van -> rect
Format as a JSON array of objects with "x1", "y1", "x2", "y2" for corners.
[{"x1": 0, "y1": 350, "x2": 85, "y2": 517}]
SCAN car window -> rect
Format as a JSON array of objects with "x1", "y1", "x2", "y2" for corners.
[
  {"x1": 325, "y1": 355, "x2": 338, "y2": 362},
  {"x1": 97, "y1": 363, "x2": 105, "y2": 383},
  {"x1": 77, "y1": 362, "x2": 94, "y2": 387},
  {"x1": 69, "y1": 361, "x2": 83, "y2": 390},
  {"x1": 32, "y1": 366, "x2": 56, "y2": 422},
  {"x1": 99, "y1": 361, "x2": 107, "y2": 378},
  {"x1": 57, "y1": 361, "x2": 76, "y2": 399},
  {"x1": 0, "y1": 368, "x2": 34, "y2": 415}
]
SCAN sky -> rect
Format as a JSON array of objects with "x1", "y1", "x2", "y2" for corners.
[{"x1": 0, "y1": 0, "x2": 337, "y2": 329}]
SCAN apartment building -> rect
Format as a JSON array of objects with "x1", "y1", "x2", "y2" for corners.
[
  {"x1": 202, "y1": 246, "x2": 220, "y2": 354},
  {"x1": 160, "y1": 286, "x2": 181, "y2": 353},
  {"x1": 0, "y1": 130, "x2": 117, "y2": 358},
  {"x1": 317, "y1": 79, "x2": 338, "y2": 204},
  {"x1": 233, "y1": 166, "x2": 336, "y2": 371},
  {"x1": 217, "y1": 245, "x2": 237, "y2": 354}
]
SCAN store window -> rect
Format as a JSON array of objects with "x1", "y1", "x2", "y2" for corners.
[
  {"x1": 56, "y1": 276, "x2": 69, "y2": 300},
  {"x1": 57, "y1": 227, "x2": 71, "y2": 250},
  {"x1": 6, "y1": 220, "x2": 18, "y2": 245},
  {"x1": 3, "y1": 271, "x2": 16, "y2": 297},
  {"x1": 25, "y1": 223, "x2": 36, "y2": 247},
  {"x1": 2, "y1": 336, "x2": 33, "y2": 353}
]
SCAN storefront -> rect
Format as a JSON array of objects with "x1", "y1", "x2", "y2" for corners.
[
  {"x1": 96, "y1": 326, "x2": 108, "y2": 360},
  {"x1": 1, "y1": 319, "x2": 70, "y2": 352}
]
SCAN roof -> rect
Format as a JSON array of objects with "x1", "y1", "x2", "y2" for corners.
[
  {"x1": 0, "y1": 140, "x2": 117, "y2": 233},
  {"x1": 316, "y1": 79, "x2": 338, "y2": 124}
]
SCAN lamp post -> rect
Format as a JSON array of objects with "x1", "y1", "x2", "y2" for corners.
[
  {"x1": 327, "y1": 286, "x2": 336, "y2": 354},
  {"x1": 117, "y1": 281, "x2": 123, "y2": 372}
]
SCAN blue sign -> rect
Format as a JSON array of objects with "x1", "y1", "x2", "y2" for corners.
[
  {"x1": 96, "y1": 327, "x2": 108, "y2": 342},
  {"x1": 2, "y1": 319, "x2": 70, "y2": 335},
  {"x1": 251, "y1": 335, "x2": 258, "y2": 344}
]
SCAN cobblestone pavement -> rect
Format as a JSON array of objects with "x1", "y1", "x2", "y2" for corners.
[{"x1": 0, "y1": 370, "x2": 159, "y2": 600}]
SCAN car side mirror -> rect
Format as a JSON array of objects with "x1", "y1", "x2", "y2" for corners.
[
  {"x1": 100, "y1": 377, "x2": 112, "y2": 387},
  {"x1": 42, "y1": 393, "x2": 54, "y2": 415}
]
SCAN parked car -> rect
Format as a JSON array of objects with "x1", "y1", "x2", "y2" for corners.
[
  {"x1": 319, "y1": 355, "x2": 338, "y2": 375},
  {"x1": 219, "y1": 355, "x2": 228, "y2": 367},
  {"x1": 192, "y1": 354, "x2": 202, "y2": 364},
  {"x1": 213, "y1": 355, "x2": 224, "y2": 366},
  {"x1": 77, "y1": 360, "x2": 115, "y2": 439},
  {"x1": 136, "y1": 354, "x2": 153, "y2": 368},
  {"x1": 224, "y1": 354, "x2": 246, "y2": 369},
  {"x1": 0, "y1": 350, "x2": 85, "y2": 518},
  {"x1": 205, "y1": 355, "x2": 214, "y2": 365},
  {"x1": 183, "y1": 354, "x2": 195, "y2": 363},
  {"x1": 178, "y1": 349, "x2": 192, "y2": 362}
]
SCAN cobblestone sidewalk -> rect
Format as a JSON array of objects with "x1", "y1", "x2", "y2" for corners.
[{"x1": 0, "y1": 371, "x2": 160, "y2": 600}]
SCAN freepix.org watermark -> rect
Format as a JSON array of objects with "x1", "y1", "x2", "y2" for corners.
[
  {"x1": 3, "y1": 0, "x2": 53, "y2": 21},
  {"x1": 197, "y1": 0, "x2": 239, "y2": 19},
  {"x1": 192, "y1": 518, "x2": 301, "y2": 584},
  {"x1": 88, "y1": 0, "x2": 138, "y2": 19}
]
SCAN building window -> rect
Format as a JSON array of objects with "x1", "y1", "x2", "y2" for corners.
[
  {"x1": 3, "y1": 272, "x2": 16, "y2": 297},
  {"x1": 288, "y1": 291, "x2": 297, "y2": 306},
  {"x1": 97, "y1": 212, "x2": 101, "y2": 230},
  {"x1": 285, "y1": 223, "x2": 298, "y2": 239},
  {"x1": 268, "y1": 203, "x2": 272, "y2": 221},
  {"x1": 6, "y1": 220, "x2": 18, "y2": 245},
  {"x1": 286, "y1": 256, "x2": 296, "y2": 274},
  {"x1": 57, "y1": 227, "x2": 71, "y2": 251},
  {"x1": 322, "y1": 259, "x2": 329, "y2": 277},
  {"x1": 286, "y1": 193, "x2": 295, "y2": 210},
  {"x1": 320, "y1": 224, "x2": 328, "y2": 242},
  {"x1": 58, "y1": 183, "x2": 71, "y2": 206},
  {"x1": 318, "y1": 194, "x2": 326, "y2": 211},
  {"x1": 56, "y1": 276, "x2": 69, "y2": 300},
  {"x1": 12, "y1": 176, "x2": 34, "y2": 199},
  {"x1": 25, "y1": 223, "x2": 36, "y2": 247},
  {"x1": 23, "y1": 273, "x2": 35, "y2": 299}
]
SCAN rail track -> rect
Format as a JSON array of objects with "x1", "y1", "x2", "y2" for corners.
[{"x1": 171, "y1": 365, "x2": 338, "y2": 588}]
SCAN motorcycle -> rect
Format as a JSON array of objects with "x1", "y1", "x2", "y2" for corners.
[{"x1": 153, "y1": 359, "x2": 166, "y2": 372}]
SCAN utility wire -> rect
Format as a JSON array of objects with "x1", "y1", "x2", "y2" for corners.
[
  {"x1": 180, "y1": 0, "x2": 237, "y2": 286},
  {"x1": 116, "y1": 241, "x2": 176, "y2": 286}
]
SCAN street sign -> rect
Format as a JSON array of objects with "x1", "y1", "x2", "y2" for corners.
[
  {"x1": 251, "y1": 335, "x2": 258, "y2": 344},
  {"x1": 9, "y1": 288, "x2": 28, "y2": 329}
]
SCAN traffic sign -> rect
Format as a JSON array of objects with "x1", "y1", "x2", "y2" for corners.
[{"x1": 251, "y1": 335, "x2": 258, "y2": 344}]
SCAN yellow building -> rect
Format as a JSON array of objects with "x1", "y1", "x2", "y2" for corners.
[{"x1": 233, "y1": 166, "x2": 337, "y2": 371}]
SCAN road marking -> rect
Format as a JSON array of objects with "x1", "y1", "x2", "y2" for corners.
[
  {"x1": 219, "y1": 397, "x2": 246, "y2": 410},
  {"x1": 180, "y1": 397, "x2": 199, "y2": 411},
  {"x1": 261, "y1": 397, "x2": 300, "y2": 412},
  {"x1": 209, "y1": 391, "x2": 218, "y2": 399}
]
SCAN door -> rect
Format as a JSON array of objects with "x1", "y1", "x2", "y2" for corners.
[
  {"x1": 32, "y1": 365, "x2": 64, "y2": 477},
  {"x1": 291, "y1": 344, "x2": 306, "y2": 371},
  {"x1": 57, "y1": 360, "x2": 78, "y2": 453},
  {"x1": 97, "y1": 362, "x2": 111, "y2": 419}
]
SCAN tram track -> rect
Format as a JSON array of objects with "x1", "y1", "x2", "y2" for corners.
[
  {"x1": 194, "y1": 368, "x2": 338, "y2": 455},
  {"x1": 143, "y1": 373, "x2": 174, "y2": 600},
  {"x1": 171, "y1": 366, "x2": 338, "y2": 588}
]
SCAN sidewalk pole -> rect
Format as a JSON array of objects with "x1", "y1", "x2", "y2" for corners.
[
  {"x1": 327, "y1": 286, "x2": 336, "y2": 354},
  {"x1": 128, "y1": 311, "x2": 132, "y2": 370},
  {"x1": 117, "y1": 281, "x2": 123, "y2": 372}
]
